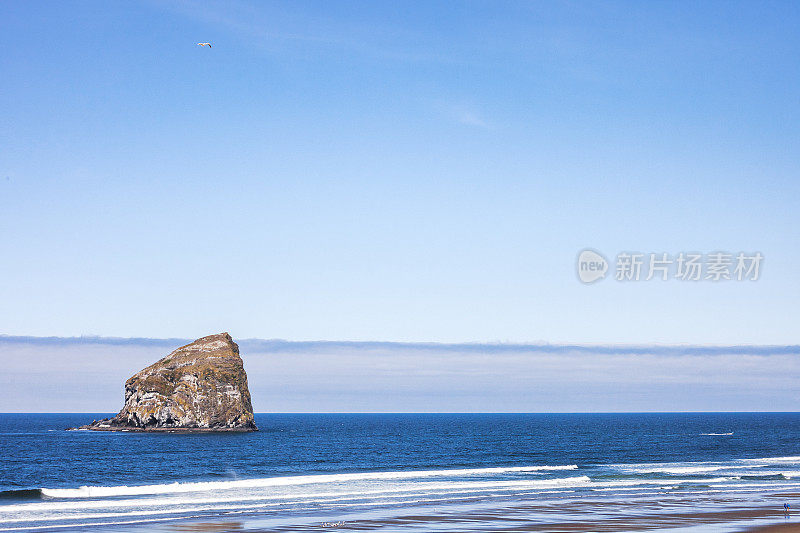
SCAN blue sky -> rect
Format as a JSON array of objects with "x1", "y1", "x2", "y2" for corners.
[{"x1": 1, "y1": 1, "x2": 799, "y2": 344}]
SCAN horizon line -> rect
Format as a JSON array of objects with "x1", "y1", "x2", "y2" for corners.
[
  {"x1": 3, "y1": 411, "x2": 800, "y2": 415},
  {"x1": 0, "y1": 334, "x2": 798, "y2": 356}
]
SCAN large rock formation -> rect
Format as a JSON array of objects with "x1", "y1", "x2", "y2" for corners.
[{"x1": 79, "y1": 333, "x2": 257, "y2": 432}]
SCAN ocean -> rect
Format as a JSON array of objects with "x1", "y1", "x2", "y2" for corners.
[{"x1": 2, "y1": 413, "x2": 800, "y2": 532}]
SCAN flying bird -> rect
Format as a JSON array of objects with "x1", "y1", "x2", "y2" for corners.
[{"x1": 197, "y1": 42, "x2": 212, "y2": 48}]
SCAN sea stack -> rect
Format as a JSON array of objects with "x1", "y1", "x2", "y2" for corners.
[{"x1": 79, "y1": 333, "x2": 257, "y2": 432}]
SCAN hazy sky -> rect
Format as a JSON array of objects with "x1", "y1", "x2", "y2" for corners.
[
  {"x1": 2, "y1": 336, "x2": 798, "y2": 412},
  {"x1": 1, "y1": 1, "x2": 799, "y2": 344}
]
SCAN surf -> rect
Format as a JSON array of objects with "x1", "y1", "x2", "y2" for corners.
[{"x1": 40, "y1": 465, "x2": 579, "y2": 499}]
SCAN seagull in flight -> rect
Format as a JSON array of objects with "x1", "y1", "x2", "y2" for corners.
[{"x1": 197, "y1": 42, "x2": 212, "y2": 48}]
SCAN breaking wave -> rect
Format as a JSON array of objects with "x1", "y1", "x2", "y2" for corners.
[{"x1": 40, "y1": 465, "x2": 578, "y2": 499}]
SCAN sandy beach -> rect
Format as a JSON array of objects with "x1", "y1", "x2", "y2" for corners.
[{"x1": 138, "y1": 494, "x2": 800, "y2": 533}]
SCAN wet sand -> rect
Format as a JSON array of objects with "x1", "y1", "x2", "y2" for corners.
[
  {"x1": 154, "y1": 498, "x2": 800, "y2": 532},
  {"x1": 745, "y1": 524, "x2": 800, "y2": 533}
]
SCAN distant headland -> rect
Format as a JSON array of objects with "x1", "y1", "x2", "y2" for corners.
[{"x1": 74, "y1": 332, "x2": 257, "y2": 432}]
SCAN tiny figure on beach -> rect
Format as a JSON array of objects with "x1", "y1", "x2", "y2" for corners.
[{"x1": 785, "y1": 503, "x2": 791, "y2": 517}]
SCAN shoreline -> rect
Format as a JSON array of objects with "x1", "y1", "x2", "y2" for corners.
[
  {"x1": 113, "y1": 500, "x2": 800, "y2": 532},
  {"x1": 747, "y1": 525, "x2": 800, "y2": 532}
]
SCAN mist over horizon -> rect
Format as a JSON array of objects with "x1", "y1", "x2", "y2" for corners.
[
  {"x1": 2, "y1": 335, "x2": 797, "y2": 414},
  {"x1": 2, "y1": 333, "x2": 799, "y2": 354}
]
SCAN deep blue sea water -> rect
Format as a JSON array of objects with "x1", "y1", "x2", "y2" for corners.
[{"x1": 2, "y1": 413, "x2": 800, "y2": 531}]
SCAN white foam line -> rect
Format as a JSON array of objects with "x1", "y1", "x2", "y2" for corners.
[
  {"x1": 11, "y1": 474, "x2": 772, "y2": 516},
  {"x1": 12, "y1": 472, "x2": 800, "y2": 527},
  {"x1": 0, "y1": 490, "x2": 582, "y2": 532},
  {"x1": 0, "y1": 489, "x2": 580, "y2": 526},
  {"x1": 0, "y1": 507, "x2": 217, "y2": 524},
  {"x1": 740, "y1": 457, "x2": 800, "y2": 463},
  {"x1": 0, "y1": 481, "x2": 595, "y2": 528},
  {"x1": 613, "y1": 462, "x2": 769, "y2": 475},
  {"x1": 1, "y1": 477, "x2": 593, "y2": 514},
  {"x1": 1, "y1": 490, "x2": 460, "y2": 523},
  {"x1": 7, "y1": 479, "x2": 800, "y2": 530},
  {"x1": 0, "y1": 516, "x2": 182, "y2": 532},
  {"x1": 591, "y1": 477, "x2": 734, "y2": 489},
  {"x1": 610, "y1": 457, "x2": 800, "y2": 473},
  {"x1": 17, "y1": 474, "x2": 791, "y2": 516},
  {"x1": 40, "y1": 465, "x2": 578, "y2": 498},
  {"x1": 590, "y1": 482, "x2": 800, "y2": 497},
  {"x1": 623, "y1": 466, "x2": 731, "y2": 474}
]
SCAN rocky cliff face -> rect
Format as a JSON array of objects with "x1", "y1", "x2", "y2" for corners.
[{"x1": 80, "y1": 333, "x2": 257, "y2": 432}]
